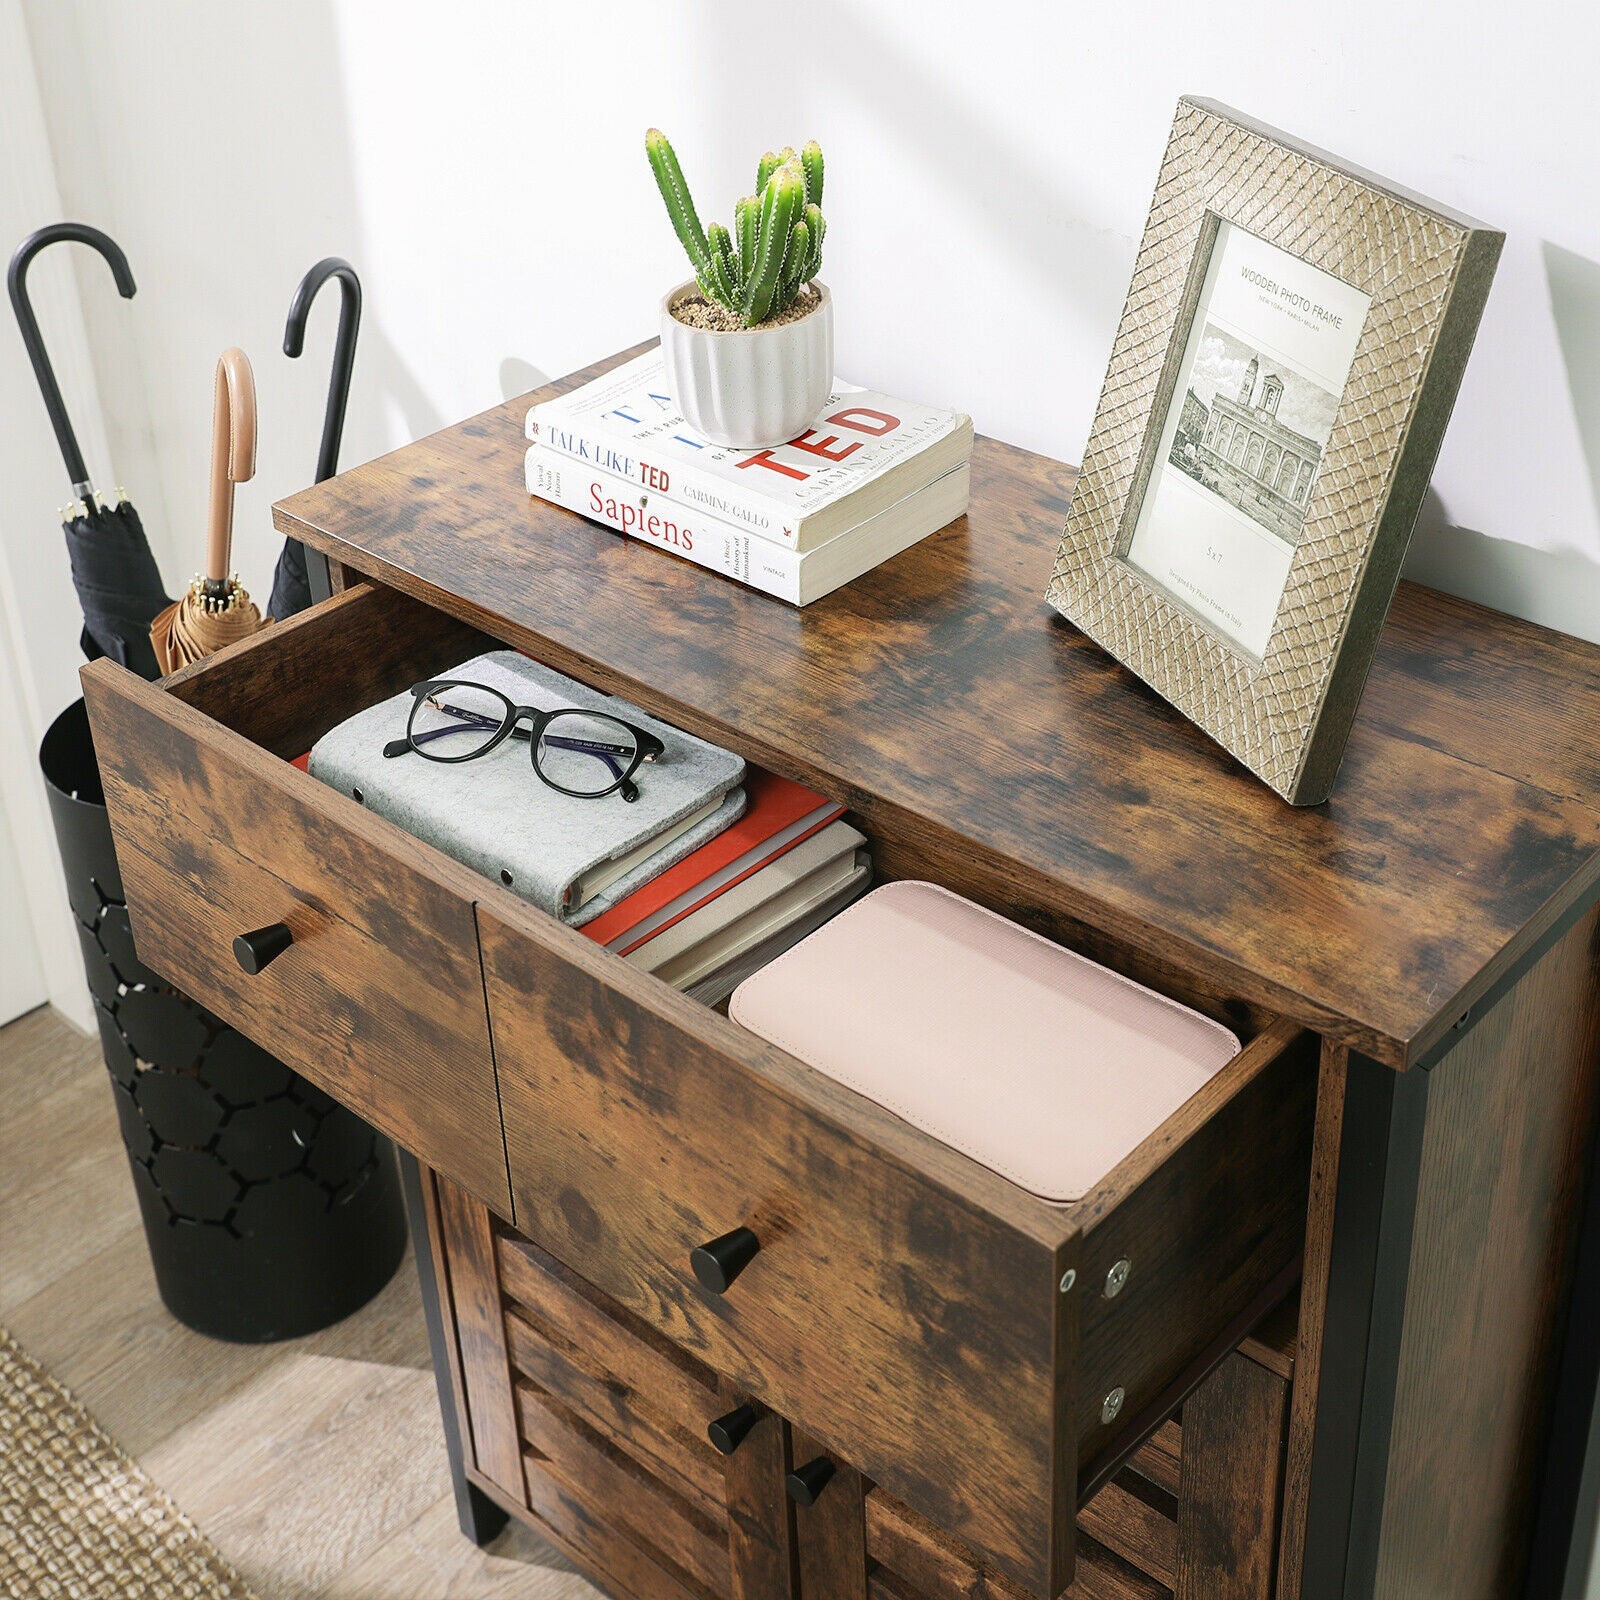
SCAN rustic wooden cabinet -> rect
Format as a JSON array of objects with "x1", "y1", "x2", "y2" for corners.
[
  {"x1": 83, "y1": 348, "x2": 1600, "y2": 1599},
  {"x1": 414, "y1": 1161, "x2": 1301, "y2": 1600}
]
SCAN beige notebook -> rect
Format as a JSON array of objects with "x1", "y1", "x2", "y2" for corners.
[
  {"x1": 728, "y1": 880, "x2": 1240, "y2": 1204},
  {"x1": 628, "y1": 821, "x2": 866, "y2": 977}
]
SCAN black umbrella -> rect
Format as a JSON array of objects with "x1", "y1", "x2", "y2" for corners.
[
  {"x1": 267, "y1": 256, "x2": 361, "y2": 620},
  {"x1": 8, "y1": 223, "x2": 171, "y2": 680}
]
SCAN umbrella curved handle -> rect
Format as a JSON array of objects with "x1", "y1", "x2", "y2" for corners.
[
  {"x1": 7, "y1": 223, "x2": 136, "y2": 498},
  {"x1": 284, "y1": 257, "x2": 361, "y2": 484},
  {"x1": 205, "y1": 348, "x2": 257, "y2": 586}
]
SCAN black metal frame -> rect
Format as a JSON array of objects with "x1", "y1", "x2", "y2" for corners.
[
  {"x1": 1298, "y1": 1053, "x2": 1431, "y2": 1600},
  {"x1": 395, "y1": 1150, "x2": 509, "y2": 1546},
  {"x1": 1301, "y1": 896, "x2": 1600, "y2": 1600}
]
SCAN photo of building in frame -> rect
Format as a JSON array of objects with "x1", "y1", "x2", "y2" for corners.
[{"x1": 1170, "y1": 337, "x2": 1332, "y2": 545}]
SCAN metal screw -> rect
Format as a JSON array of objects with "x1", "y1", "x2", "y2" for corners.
[
  {"x1": 1104, "y1": 1258, "x2": 1131, "y2": 1298},
  {"x1": 1101, "y1": 1387, "x2": 1125, "y2": 1424},
  {"x1": 1059, "y1": 1269, "x2": 1076, "y2": 1294}
]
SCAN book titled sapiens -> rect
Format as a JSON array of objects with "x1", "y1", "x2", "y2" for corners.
[{"x1": 525, "y1": 447, "x2": 969, "y2": 607}]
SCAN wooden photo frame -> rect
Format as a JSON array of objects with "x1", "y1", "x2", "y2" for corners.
[{"x1": 1046, "y1": 98, "x2": 1503, "y2": 804}]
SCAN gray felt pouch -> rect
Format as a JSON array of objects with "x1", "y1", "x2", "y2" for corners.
[{"x1": 309, "y1": 651, "x2": 746, "y2": 924}]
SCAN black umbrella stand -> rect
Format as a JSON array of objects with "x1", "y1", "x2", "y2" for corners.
[
  {"x1": 16, "y1": 221, "x2": 409, "y2": 1340},
  {"x1": 39, "y1": 700, "x2": 408, "y2": 1341}
]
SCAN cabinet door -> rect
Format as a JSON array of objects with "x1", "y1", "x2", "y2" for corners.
[
  {"x1": 787, "y1": 1348, "x2": 1294, "y2": 1600},
  {"x1": 434, "y1": 1185, "x2": 798, "y2": 1599}
]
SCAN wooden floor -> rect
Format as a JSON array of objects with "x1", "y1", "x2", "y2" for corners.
[{"x1": 0, "y1": 1004, "x2": 604, "y2": 1600}]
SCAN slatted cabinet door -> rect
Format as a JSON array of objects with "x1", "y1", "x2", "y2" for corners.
[
  {"x1": 789, "y1": 1328, "x2": 1297, "y2": 1600},
  {"x1": 431, "y1": 1177, "x2": 799, "y2": 1600}
]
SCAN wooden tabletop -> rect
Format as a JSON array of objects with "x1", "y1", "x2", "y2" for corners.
[{"x1": 274, "y1": 348, "x2": 1600, "y2": 1069}]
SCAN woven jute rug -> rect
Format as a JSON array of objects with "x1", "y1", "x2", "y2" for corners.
[{"x1": 0, "y1": 1324, "x2": 257, "y2": 1599}]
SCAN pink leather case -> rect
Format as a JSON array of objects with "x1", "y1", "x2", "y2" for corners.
[{"x1": 729, "y1": 880, "x2": 1240, "y2": 1204}]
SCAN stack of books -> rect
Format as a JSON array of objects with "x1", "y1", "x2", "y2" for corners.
[
  {"x1": 309, "y1": 650, "x2": 750, "y2": 926},
  {"x1": 307, "y1": 651, "x2": 871, "y2": 1005},
  {"x1": 581, "y1": 769, "x2": 870, "y2": 1005},
  {"x1": 525, "y1": 351, "x2": 973, "y2": 606}
]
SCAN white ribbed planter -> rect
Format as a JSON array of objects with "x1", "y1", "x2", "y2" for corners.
[{"x1": 660, "y1": 281, "x2": 832, "y2": 450}]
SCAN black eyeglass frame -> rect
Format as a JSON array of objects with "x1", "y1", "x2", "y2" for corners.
[{"x1": 383, "y1": 679, "x2": 665, "y2": 803}]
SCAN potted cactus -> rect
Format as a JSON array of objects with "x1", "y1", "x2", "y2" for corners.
[{"x1": 647, "y1": 129, "x2": 832, "y2": 449}]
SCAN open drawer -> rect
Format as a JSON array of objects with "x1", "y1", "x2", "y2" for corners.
[
  {"x1": 80, "y1": 583, "x2": 512, "y2": 1215},
  {"x1": 83, "y1": 579, "x2": 1316, "y2": 1599},
  {"x1": 479, "y1": 911, "x2": 1314, "y2": 1597}
]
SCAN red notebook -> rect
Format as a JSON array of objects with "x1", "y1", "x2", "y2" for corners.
[{"x1": 581, "y1": 768, "x2": 843, "y2": 956}]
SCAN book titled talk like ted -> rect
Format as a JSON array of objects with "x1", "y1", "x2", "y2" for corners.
[{"x1": 525, "y1": 350, "x2": 972, "y2": 602}]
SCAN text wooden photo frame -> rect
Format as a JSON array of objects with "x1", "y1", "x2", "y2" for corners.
[{"x1": 1046, "y1": 98, "x2": 1503, "y2": 804}]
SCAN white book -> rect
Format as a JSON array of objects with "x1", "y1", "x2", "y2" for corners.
[
  {"x1": 601, "y1": 795, "x2": 843, "y2": 955},
  {"x1": 573, "y1": 795, "x2": 723, "y2": 907},
  {"x1": 627, "y1": 819, "x2": 865, "y2": 975},
  {"x1": 682, "y1": 865, "x2": 872, "y2": 1008},
  {"x1": 628, "y1": 822, "x2": 871, "y2": 996},
  {"x1": 526, "y1": 446, "x2": 969, "y2": 607},
  {"x1": 527, "y1": 351, "x2": 972, "y2": 554}
]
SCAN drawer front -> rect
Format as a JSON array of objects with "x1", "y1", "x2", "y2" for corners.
[
  {"x1": 482, "y1": 895, "x2": 1313, "y2": 1599},
  {"x1": 480, "y1": 896, "x2": 1071, "y2": 1598},
  {"x1": 82, "y1": 656, "x2": 512, "y2": 1215}
]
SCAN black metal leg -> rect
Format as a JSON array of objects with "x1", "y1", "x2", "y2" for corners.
[
  {"x1": 396, "y1": 1149, "x2": 510, "y2": 1548},
  {"x1": 460, "y1": 1480, "x2": 510, "y2": 1548},
  {"x1": 1526, "y1": 1098, "x2": 1600, "y2": 1600},
  {"x1": 1299, "y1": 1052, "x2": 1430, "y2": 1600},
  {"x1": 305, "y1": 544, "x2": 334, "y2": 605}
]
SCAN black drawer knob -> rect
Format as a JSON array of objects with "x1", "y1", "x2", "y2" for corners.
[
  {"x1": 706, "y1": 1403, "x2": 759, "y2": 1457},
  {"x1": 786, "y1": 1457, "x2": 836, "y2": 1507},
  {"x1": 690, "y1": 1227, "x2": 760, "y2": 1293},
  {"x1": 233, "y1": 923, "x2": 293, "y2": 974}
]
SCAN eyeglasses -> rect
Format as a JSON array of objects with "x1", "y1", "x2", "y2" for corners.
[{"x1": 383, "y1": 679, "x2": 665, "y2": 802}]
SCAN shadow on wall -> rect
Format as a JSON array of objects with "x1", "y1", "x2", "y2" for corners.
[
  {"x1": 361, "y1": 319, "x2": 446, "y2": 445},
  {"x1": 16, "y1": 0, "x2": 469, "y2": 599},
  {"x1": 1405, "y1": 488, "x2": 1600, "y2": 647},
  {"x1": 500, "y1": 358, "x2": 553, "y2": 404},
  {"x1": 1544, "y1": 243, "x2": 1600, "y2": 533},
  {"x1": 791, "y1": 3, "x2": 1131, "y2": 301},
  {"x1": 1403, "y1": 242, "x2": 1600, "y2": 648},
  {"x1": 692, "y1": 0, "x2": 1136, "y2": 440}
]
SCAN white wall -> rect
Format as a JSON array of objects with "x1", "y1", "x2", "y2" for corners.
[
  {"x1": 11, "y1": 0, "x2": 1600, "y2": 647},
  {"x1": 0, "y1": 0, "x2": 110, "y2": 1032},
  {"x1": 0, "y1": 802, "x2": 45, "y2": 1025}
]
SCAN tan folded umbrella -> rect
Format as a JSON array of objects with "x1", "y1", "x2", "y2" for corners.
[{"x1": 151, "y1": 348, "x2": 267, "y2": 672}]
